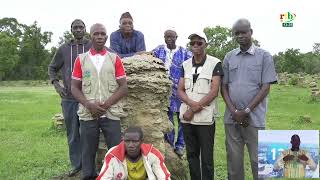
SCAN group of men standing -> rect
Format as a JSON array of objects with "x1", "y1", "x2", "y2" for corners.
[{"x1": 48, "y1": 11, "x2": 277, "y2": 180}]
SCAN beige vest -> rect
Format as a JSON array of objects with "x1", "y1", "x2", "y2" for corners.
[
  {"x1": 180, "y1": 55, "x2": 220, "y2": 125},
  {"x1": 77, "y1": 51, "x2": 125, "y2": 121}
]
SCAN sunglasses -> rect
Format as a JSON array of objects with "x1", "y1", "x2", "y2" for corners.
[{"x1": 189, "y1": 41, "x2": 203, "y2": 46}]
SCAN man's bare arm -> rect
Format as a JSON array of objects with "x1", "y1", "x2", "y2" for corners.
[
  {"x1": 221, "y1": 84, "x2": 237, "y2": 113},
  {"x1": 246, "y1": 83, "x2": 270, "y2": 111}
]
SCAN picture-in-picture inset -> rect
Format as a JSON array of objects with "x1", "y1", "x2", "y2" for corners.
[{"x1": 258, "y1": 130, "x2": 319, "y2": 178}]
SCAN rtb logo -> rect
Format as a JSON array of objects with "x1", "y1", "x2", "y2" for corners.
[{"x1": 280, "y1": 12, "x2": 296, "y2": 27}]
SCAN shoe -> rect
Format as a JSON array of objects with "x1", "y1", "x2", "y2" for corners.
[
  {"x1": 67, "y1": 168, "x2": 81, "y2": 177},
  {"x1": 174, "y1": 148, "x2": 184, "y2": 157}
]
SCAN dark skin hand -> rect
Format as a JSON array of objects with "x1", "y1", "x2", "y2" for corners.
[
  {"x1": 71, "y1": 78, "x2": 128, "y2": 118},
  {"x1": 298, "y1": 154, "x2": 309, "y2": 161},
  {"x1": 178, "y1": 37, "x2": 221, "y2": 120},
  {"x1": 283, "y1": 154, "x2": 309, "y2": 162},
  {"x1": 71, "y1": 23, "x2": 128, "y2": 118},
  {"x1": 53, "y1": 80, "x2": 67, "y2": 97},
  {"x1": 178, "y1": 76, "x2": 221, "y2": 117},
  {"x1": 221, "y1": 83, "x2": 270, "y2": 125},
  {"x1": 283, "y1": 154, "x2": 295, "y2": 162},
  {"x1": 223, "y1": 19, "x2": 271, "y2": 126},
  {"x1": 71, "y1": 79, "x2": 105, "y2": 118},
  {"x1": 183, "y1": 109, "x2": 194, "y2": 121}
]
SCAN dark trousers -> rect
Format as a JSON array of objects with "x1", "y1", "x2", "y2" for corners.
[
  {"x1": 182, "y1": 122, "x2": 215, "y2": 180},
  {"x1": 165, "y1": 111, "x2": 185, "y2": 149},
  {"x1": 80, "y1": 117, "x2": 121, "y2": 180},
  {"x1": 61, "y1": 99, "x2": 81, "y2": 171}
]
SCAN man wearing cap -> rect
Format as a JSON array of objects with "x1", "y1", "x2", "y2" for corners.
[
  {"x1": 48, "y1": 19, "x2": 91, "y2": 177},
  {"x1": 110, "y1": 12, "x2": 146, "y2": 58},
  {"x1": 177, "y1": 31, "x2": 223, "y2": 180},
  {"x1": 221, "y1": 19, "x2": 277, "y2": 180},
  {"x1": 152, "y1": 28, "x2": 192, "y2": 156},
  {"x1": 71, "y1": 23, "x2": 128, "y2": 180}
]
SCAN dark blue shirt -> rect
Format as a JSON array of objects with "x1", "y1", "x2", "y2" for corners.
[{"x1": 110, "y1": 29, "x2": 146, "y2": 58}]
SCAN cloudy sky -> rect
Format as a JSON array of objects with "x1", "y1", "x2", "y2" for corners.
[{"x1": 1, "y1": 0, "x2": 319, "y2": 55}]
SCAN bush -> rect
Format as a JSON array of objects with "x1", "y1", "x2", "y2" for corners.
[{"x1": 288, "y1": 76, "x2": 298, "y2": 85}]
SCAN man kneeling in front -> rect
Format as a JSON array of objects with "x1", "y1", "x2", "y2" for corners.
[{"x1": 97, "y1": 127, "x2": 171, "y2": 180}]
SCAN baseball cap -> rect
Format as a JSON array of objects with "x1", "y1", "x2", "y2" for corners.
[{"x1": 188, "y1": 31, "x2": 208, "y2": 42}]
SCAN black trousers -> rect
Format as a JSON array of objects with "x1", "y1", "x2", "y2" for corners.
[
  {"x1": 182, "y1": 122, "x2": 215, "y2": 180},
  {"x1": 80, "y1": 117, "x2": 121, "y2": 180}
]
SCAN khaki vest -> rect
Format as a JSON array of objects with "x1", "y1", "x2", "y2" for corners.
[
  {"x1": 77, "y1": 51, "x2": 125, "y2": 121},
  {"x1": 180, "y1": 55, "x2": 220, "y2": 125}
]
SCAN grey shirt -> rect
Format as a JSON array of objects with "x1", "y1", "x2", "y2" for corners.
[{"x1": 222, "y1": 45, "x2": 277, "y2": 127}]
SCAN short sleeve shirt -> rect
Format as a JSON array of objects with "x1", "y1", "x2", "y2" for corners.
[
  {"x1": 72, "y1": 48, "x2": 126, "y2": 81},
  {"x1": 222, "y1": 45, "x2": 277, "y2": 127}
]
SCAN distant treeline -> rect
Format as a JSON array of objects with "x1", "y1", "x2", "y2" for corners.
[{"x1": 0, "y1": 18, "x2": 319, "y2": 81}]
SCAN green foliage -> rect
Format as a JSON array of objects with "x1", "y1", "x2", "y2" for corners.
[
  {"x1": 0, "y1": 33, "x2": 19, "y2": 80},
  {"x1": 58, "y1": 30, "x2": 90, "y2": 46},
  {"x1": 204, "y1": 26, "x2": 260, "y2": 61},
  {"x1": 0, "y1": 17, "x2": 23, "y2": 38},
  {"x1": 313, "y1": 43, "x2": 320, "y2": 54},
  {"x1": 14, "y1": 22, "x2": 53, "y2": 80},
  {"x1": 204, "y1": 26, "x2": 237, "y2": 61},
  {"x1": 288, "y1": 76, "x2": 298, "y2": 85},
  {"x1": 274, "y1": 47, "x2": 320, "y2": 74},
  {"x1": 0, "y1": 18, "x2": 55, "y2": 80}
]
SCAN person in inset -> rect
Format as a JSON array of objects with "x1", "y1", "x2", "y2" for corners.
[
  {"x1": 71, "y1": 23, "x2": 128, "y2": 180},
  {"x1": 152, "y1": 28, "x2": 192, "y2": 156},
  {"x1": 274, "y1": 134, "x2": 317, "y2": 178},
  {"x1": 177, "y1": 31, "x2": 223, "y2": 180},
  {"x1": 48, "y1": 19, "x2": 91, "y2": 177},
  {"x1": 110, "y1": 12, "x2": 146, "y2": 58},
  {"x1": 221, "y1": 18, "x2": 278, "y2": 180},
  {"x1": 97, "y1": 126, "x2": 171, "y2": 180}
]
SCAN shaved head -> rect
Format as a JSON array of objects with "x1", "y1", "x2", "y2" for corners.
[
  {"x1": 232, "y1": 18, "x2": 253, "y2": 48},
  {"x1": 90, "y1": 23, "x2": 106, "y2": 35},
  {"x1": 90, "y1": 23, "x2": 107, "y2": 51},
  {"x1": 232, "y1": 18, "x2": 251, "y2": 30}
]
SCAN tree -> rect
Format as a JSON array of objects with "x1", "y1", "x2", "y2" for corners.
[
  {"x1": 14, "y1": 21, "x2": 53, "y2": 80},
  {"x1": 58, "y1": 30, "x2": 90, "y2": 46},
  {"x1": 301, "y1": 52, "x2": 320, "y2": 74},
  {"x1": 204, "y1": 26, "x2": 260, "y2": 61},
  {"x1": 0, "y1": 17, "x2": 24, "y2": 38},
  {"x1": 0, "y1": 32, "x2": 19, "y2": 80},
  {"x1": 273, "y1": 49, "x2": 303, "y2": 73},
  {"x1": 313, "y1": 43, "x2": 320, "y2": 54}
]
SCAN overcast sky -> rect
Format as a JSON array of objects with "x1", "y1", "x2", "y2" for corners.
[{"x1": 1, "y1": 0, "x2": 319, "y2": 55}]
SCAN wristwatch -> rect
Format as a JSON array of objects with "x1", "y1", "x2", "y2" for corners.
[{"x1": 244, "y1": 107, "x2": 251, "y2": 114}]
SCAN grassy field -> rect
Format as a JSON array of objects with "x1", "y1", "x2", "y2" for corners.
[{"x1": 0, "y1": 84, "x2": 319, "y2": 180}]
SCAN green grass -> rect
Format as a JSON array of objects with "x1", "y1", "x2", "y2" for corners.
[
  {"x1": 0, "y1": 86, "x2": 69, "y2": 180},
  {"x1": 0, "y1": 84, "x2": 319, "y2": 180}
]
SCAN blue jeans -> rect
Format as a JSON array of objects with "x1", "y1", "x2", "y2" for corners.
[
  {"x1": 61, "y1": 99, "x2": 81, "y2": 171},
  {"x1": 165, "y1": 111, "x2": 184, "y2": 150}
]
